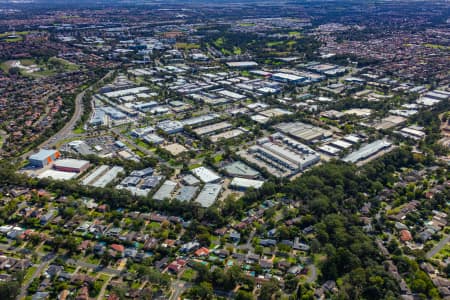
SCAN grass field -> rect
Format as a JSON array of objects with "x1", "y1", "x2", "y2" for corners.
[
  {"x1": 266, "y1": 41, "x2": 284, "y2": 47},
  {"x1": 1, "y1": 57, "x2": 78, "y2": 78},
  {"x1": 0, "y1": 31, "x2": 29, "y2": 38},
  {"x1": 181, "y1": 268, "x2": 197, "y2": 282},
  {"x1": 214, "y1": 37, "x2": 225, "y2": 47},
  {"x1": 423, "y1": 43, "x2": 450, "y2": 51},
  {"x1": 0, "y1": 31, "x2": 29, "y2": 43},
  {"x1": 175, "y1": 43, "x2": 200, "y2": 50},
  {"x1": 239, "y1": 23, "x2": 255, "y2": 27},
  {"x1": 23, "y1": 266, "x2": 37, "y2": 283}
]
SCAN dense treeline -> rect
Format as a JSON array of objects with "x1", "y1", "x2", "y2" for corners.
[{"x1": 277, "y1": 147, "x2": 422, "y2": 299}]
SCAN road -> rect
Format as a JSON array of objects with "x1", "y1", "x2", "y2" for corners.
[
  {"x1": 66, "y1": 258, "x2": 121, "y2": 276},
  {"x1": 18, "y1": 253, "x2": 56, "y2": 300},
  {"x1": 306, "y1": 264, "x2": 318, "y2": 283},
  {"x1": 20, "y1": 70, "x2": 114, "y2": 160},
  {"x1": 97, "y1": 275, "x2": 112, "y2": 300},
  {"x1": 170, "y1": 279, "x2": 192, "y2": 300},
  {"x1": 426, "y1": 234, "x2": 450, "y2": 259}
]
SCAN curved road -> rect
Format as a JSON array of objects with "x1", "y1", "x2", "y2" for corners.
[{"x1": 20, "y1": 70, "x2": 114, "y2": 160}]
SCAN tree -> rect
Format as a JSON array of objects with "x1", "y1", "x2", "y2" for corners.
[
  {"x1": 235, "y1": 290, "x2": 253, "y2": 300},
  {"x1": 0, "y1": 281, "x2": 20, "y2": 300},
  {"x1": 186, "y1": 282, "x2": 213, "y2": 299},
  {"x1": 258, "y1": 279, "x2": 279, "y2": 300},
  {"x1": 8, "y1": 67, "x2": 20, "y2": 76}
]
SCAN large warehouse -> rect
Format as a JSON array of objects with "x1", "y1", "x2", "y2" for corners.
[
  {"x1": 29, "y1": 149, "x2": 61, "y2": 168},
  {"x1": 53, "y1": 159, "x2": 90, "y2": 173}
]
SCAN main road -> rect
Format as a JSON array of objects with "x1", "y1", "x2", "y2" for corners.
[{"x1": 20, "y1": 70, "x2": 114, "y2": 160}]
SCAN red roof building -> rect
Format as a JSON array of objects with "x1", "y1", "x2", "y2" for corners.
[
  {"x1": 400, "y1": 230, "x2": 413, "y2": 242},
  {"x1": 194, "y1": 247, "x2": 210, "y2": 257},
  {"x1": 110, "y1": 244, "x2": 125, "y2": 252},
  {"x1": 167, "y1": 259, "x2": 187, "y2": 273}
]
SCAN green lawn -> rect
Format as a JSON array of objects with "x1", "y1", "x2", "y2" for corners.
[
  {"x1": 176, "y1": 43, "x2": 200, "y2": 50},
  {"x1": 5, "y1": 37, "x2": 23, "y2": 43},
  {"x1": 24, "y1": 266, "x2": 37, "y2": 283},
  {"x1": 0, "y1": 31, "x2": 29, "y2": 38},
  {"x1": 434, "y1": 243, "x2": 450, "y2": 260},
  {"x1": 266, "y1": 41, "x2": 284, "y2": 47},
  {"x1": 188, "y1": 163, "x2": 202, "y2": 170},
  {"x1": 73, "y1": 127, "x2": 85, "y2": 134},
  {"x1": 214, "y1": 37, "x2": 225, "y2": 47},
  {"x1": 180, "y1": 268, "x2": 197, "y2": 282}
]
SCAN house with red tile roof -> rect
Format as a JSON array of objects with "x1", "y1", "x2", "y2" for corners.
[
  {"x1": 400, "y1": 230, "x2": 413, "y2": 242},
  {"x1": 167, "y1": 259, "x2": 187, "y2": 274},
  {"x1": 194, "y1": 247, "x2": 209, "y2": 257}
]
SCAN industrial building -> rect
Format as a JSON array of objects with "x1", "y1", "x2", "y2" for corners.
[
  {"x1": 223, "y1": 161, "x2": 260, "y2": 179},
  {"x1": 181, "y1": 113, "x2": 219, "y2": 128},
  {"x1": 175, "y1": 186, "x2": 199, "y2": 202},
  {"x1": 83, "y1": 166, "x2": 124, "y2": 188},
  {"x1": 275, "y1": 122, "x2": 332, "y2": 143},
  {"x1": 318, "y1": 145, "x2": 341, "y2": 156},
  {"x1": 398, "y1": 126, "x2": 426, "y2": 140},
  {"x1": 230, "y1": 178, "x2": 264, "y2": 190},
  {"x1": 193, "y1": 121, "x2": 233, "y2": 136},
  {"x1": 240, "y1": 133, "x2": 320, "y2": 178},
  {"x1": 143, "y1": 134, "x2": 165, "y2": 145},
  {"x1": 191, "y1": 167, "x2": 221, "y2": 183},
  {"x1": 130, "y1": 167, "x2": 154, "y2": 177},
  {"x1": 81, "y1": 165, "x2": 110, "y2": 186},
  {"x1": 89, "y1": 109, "x2": 107, "y2": 126},
  {"x1": 120, "y1": 176, "x2": 141, "y2": 187},
  {"x1": 141, "y1": 176, "x2": 164, "y2": 189},
  {"x1": 226, "y1": 61, "x2": 258, "y2": 68},
  {"x1": 343, "y1": 140, "x2": 392, "y2": 164},
  {"x1": 195, "y1": 184, "x2": 222, "y2": 207},
  {"x1": 132, "y1": 101, "x2": 159, "y2": 112},
  {"x1": 271, "y1": 73, "x2": 305, "y2": 84},
  {"x1": 29, "y1": 149, "x2": 61, "y2": 168},
  {"x1": 209, "y1": 129, "x2": 245, "y2": 143},
  {"x1": 153, "y1": 180, "x2": 178, "y2": 201},
  {"x1": 330, "y1": 140, "x2": 353, "y2": 150},
  {"x1": 38, "y1": 170, "x2": 78, "y2": 181},
  {"x1": 157, "y1": 120, "x2": 184, "y2": 134},
  {"x1": 101, "y1": 106, "x2": 127, "y2": 120},
  {"x1": 131, "y1": 126, "x2": 155, "y2": 138},
  {"x1": 104, "y1": 87, "x2": 149, "y2": 98},
  {"x1": 68, "y1": 140, "x2": 94, "y2": 156},
  {"x1": 53, "y1": 159, "x2": 90, "y2": 173}
]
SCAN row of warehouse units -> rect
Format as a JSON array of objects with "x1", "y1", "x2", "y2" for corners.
[
  {"x1": 27, "y1": 148, "x2": 265, "y2": 207},
  {"x1": 116, "y1": 163, "x2": 265, "y2": 206},
  {"x1": 81, "y1": 165, "x2": 125, "y2": 188}
]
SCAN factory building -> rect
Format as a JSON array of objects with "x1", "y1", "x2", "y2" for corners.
[
  {"x1": 195, "y1": 184, "x2": 222, "y2": 207},
  {"x1": 29, "y1": 149, "x2": 61, "y2": 168},
  {"x1": 223, "y1": 161, "x2": 260, "y2": 179},
  {"x1": 53, "y1": 159, "x2": 90, "y2": 173},
  {"x1": 191, "y1": 167, "x2": 221, "y2": 183},
  {"x1": 271, "y1": 73, "x2": 305, "y2": 84},
  {"x1": 230, "y1": 178, "x2": 264, "y2": 191},
  {"x1": 343, "y1": 140, "x2": 392, "y2": 164},
  {"x1": 157, "y1": 120, "x2": 184, "y2": 134},
  {"x1": 239, "y1": 133, "x2": 320, "y2": 178}
]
